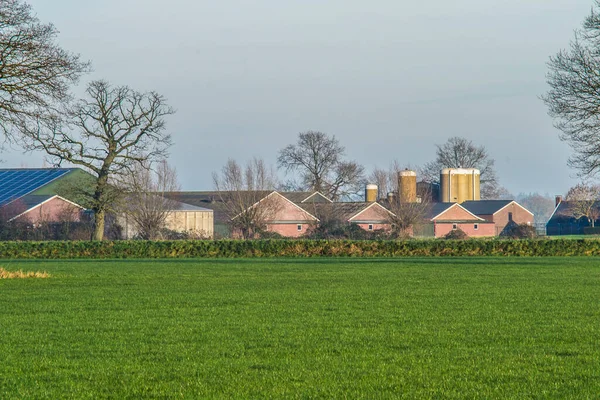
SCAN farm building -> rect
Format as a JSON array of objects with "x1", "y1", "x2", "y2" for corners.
[
  {"x1": 0, "y1": 168, "x2": 87, "y2": 223},
  {"x1": 425, "y1": 203, "x2": 495, "y2": 237},
  {"x1": 461, "y1": 200, "x2": 534, "y2": 236},
  {"x1": 546, "y1": 197, "x2": 600, "y2": 235},
  {"x1": 118, "y1": 198, "x2": 214, "y2": 239}
]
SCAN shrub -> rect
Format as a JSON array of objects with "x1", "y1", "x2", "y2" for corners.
[
  {"x1": 444, "y1": 228, "x2": 469, "y2": 240},
  {"x1": 502, "y1": 223, "x2": 537, "y2": 239},
  {"x1": 0, "y1": 238, "x2": 599, "y2": 258}
]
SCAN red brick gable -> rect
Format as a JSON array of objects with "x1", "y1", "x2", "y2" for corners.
[
  {"x1": 349, "y1": 203, "x2": 391, "y2": 222},
  {"x1": 266, "y1": 193, "x2": 318, "y2": 222},
  {"x1": 431, "y1": 204, "x2": 482, "y2": 221}
]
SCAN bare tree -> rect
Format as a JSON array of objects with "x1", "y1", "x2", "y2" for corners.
[
  {"x1": 385, "y1": 196, "x2": 430, "y2": 238},
  {"x1": 542, "y1": 2, "x2": 600, "y2": 178},
  {"x1": 22, "y1": 80, "x2": 175, "y2": 240},
  {"x1": 516, "y1": 192, "x2": 555, "y2": 225},
  {"x1": 565, "y1": 183, "x2": 600, "y2": 227},
  {"x1": 0, "y1": 0, "x2": 89, "y2": 140},
  {"x1": 213, "y1": 158, "x2": 281, "y2": 239},
  {"x1": 277, "y1": 131, "x2": 365, "y2": 200},
  {"x1": 368, "y1": 161, "x2": 421, "y2": 200},
  {"x1": 121, "y1": 160, "x2": 181, "y2": 240},
  {"x1": 420, "y1": 137, "x2": 499, "y2": 199}
]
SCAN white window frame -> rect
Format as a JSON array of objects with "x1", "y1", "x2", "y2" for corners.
[
  {"x1": 474, "y1": 223, "x2": 478, "y2": 230},
  {"x1": 452, "y1": 223, "x2": 458, "y2": 230},
  {"x1": 368, "y1": 224, "x2": 374, "y2": 231},
  {"x1": 297, "y1": 224, "x2": 302, "y2": 231}
]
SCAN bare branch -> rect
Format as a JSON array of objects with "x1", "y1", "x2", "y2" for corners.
[
  {"x1": 0, "y1": 0, "x2": 90, "y2": 140},
  {"x1": 21, "y1": 80, "x2": 175, "y2": 240}
]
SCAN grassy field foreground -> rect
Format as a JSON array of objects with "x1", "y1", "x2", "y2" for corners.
[{"x1": 0, "y1": 258, "x2": 599, "y2": 398}]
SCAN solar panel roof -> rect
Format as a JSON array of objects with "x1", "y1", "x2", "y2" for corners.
[{"x1": 0, "y1": 168, "x2": 75, "y2": 206}]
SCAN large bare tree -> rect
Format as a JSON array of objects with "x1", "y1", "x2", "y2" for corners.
[
  {"x1": 420, "y1": 136, "x2": 500, "y2": 199},
  {"x1": 0, "y1": 0, "x2": 89, "y2": 139},
  {"x1": 121, "y1": 160, "x2": 181, "y2": 240},
  {"x1": 384, "y1": 192, "x2": 431, "y2": 238},
  {"x1": 565, "y1": 183, "x2": 600, "y2": 228},
  {"x1": 542, "y1": 2, "x2": 600, "y2": 178},
  {"x1": 213, "y1": 158, "x2": 280, "y2": 239},
  {"x1": 277, "y1": 131, "x2": 365, "y2": 200},
  {"x1": 516, "y1": 192, "x2": 555, "y2": 225},
  {"x1": 22, "y1": 80, "x2": 175, "y2": 240}
]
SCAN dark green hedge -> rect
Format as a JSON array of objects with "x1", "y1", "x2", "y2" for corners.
[{"x1": 0, "y1": 239, "x2": 599, "y2": 259}]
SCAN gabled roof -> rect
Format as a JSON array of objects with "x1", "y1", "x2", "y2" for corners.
[
  {"x1": 460, "y1": 200, "x2": 513, "y2": 215},
  {"x1": 547, "y1": 200, "x2": 600, "y2": 224},
  {"x1": 461, "y1": 200, "x2": 533, "y2": 216},
  {"x1": 163, "y1": 191, "x2": 327, "y2": 223},
  {"x1": 424, "y1": 202, "x2": 484, "y2": 221},
  {"x1": 233, "y1": 191, "x2": 319, "y2": 221},
  {"x1": 0, "y1": 168, "x2": 78, "y2": 206},
  {"x1": 3, "y1": 194, "x2": 85, "y2": 221},
  {"x1": 299, "y1": 202, "x2": 391, "y2": 222}
]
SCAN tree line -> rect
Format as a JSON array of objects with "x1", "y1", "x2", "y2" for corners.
[{"x1": 4, "y1": 0, "x2": 600, "y2": 239}]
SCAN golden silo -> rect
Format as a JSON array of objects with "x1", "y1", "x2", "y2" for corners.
[
  {"x1": 440, "y1": 168, "x2": 480, "y2": 203},
  {"x1": 365, "y1": 184, "x2": 378, "y2": 202},
  {"x1": 398, "y1": 169, "x2": 417, "y2": 203}
]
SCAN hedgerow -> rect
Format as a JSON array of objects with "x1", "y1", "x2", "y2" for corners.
[{"x1": 0, "y1": 238, "x2": 598, "y2": 258}]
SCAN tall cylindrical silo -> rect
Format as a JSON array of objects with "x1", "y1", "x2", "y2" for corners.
[
  {"x1": 365, "y1": 184, "x2": 378, "y2": 202},
  {"x1": 398, "y1": 169, "x2": 417, "y2": 203},
  {"x1": 440, "y1": 168, "x2": 481, "y2": 203}
]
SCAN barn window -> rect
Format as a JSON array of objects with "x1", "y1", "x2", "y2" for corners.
[
  {"x1": 474, "y1": 223, "x2": 478, "y2": 230},
  {"x1": 452, "y1": 223, "x2": 457, "y2": 230},
  {"x1": 297, "y1": 224, "x2": 302, "y2": 231},
  {"x1": 368, "y1": 224, "x2": 374, "y2": 231}
]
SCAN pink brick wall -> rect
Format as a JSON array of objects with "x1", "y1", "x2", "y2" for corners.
[
  {"x1": 434, "y1": 205, "x2": 478, "y2": 221},
  {"x1": 267, "y1": 223, "x2": 313, "y2": 237},
  {"x1": 17, "y1": 197, "x2": 82, "y2": 224},
  {"x1": 356, "y1": 223, "x2": 392, "y2": 232},
  {"x1": 434, "y1": 222, "x2": 495, "y2": 237},
  {"x1": 493, "y1": 203, "x2": 534, "y2": 234}
]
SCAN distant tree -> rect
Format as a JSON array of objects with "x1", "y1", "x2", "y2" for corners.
[
  {"x1": 213, "y1": 158, "x2": 280, "y2": 239},
  {"x1": 0, "y1": 0, "x2": 89, "y2": 140},
  {"x1": 384, "y1": 195, "x2": 431, "y2": 238},
  {"x1": 542, "y1": 2, "x2": 600, "y2": 178},
  {"x1": 277, "y1": 131, "x2": 365, "y2": 200},
  {"x1": 565, "y1": 183, "x2": 600, "y2": 227},
  {"x1": 516, "y1": 193, "x2": 555, "y2": 225},
  {"x1": 368, "y1": 161, "x2": 419, "y2": 200},
  {"x1": 120, "y1": 160, "x2": 181, "y2": 240},
  {"x1": 22, "y1": 80, "x2": 175, "y2": 240},
  {"x1": 421, "y1": 137, "x2": 499, "y2": 199}
]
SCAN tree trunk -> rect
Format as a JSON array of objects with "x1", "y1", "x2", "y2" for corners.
[{"x1": 92, "y1": 208, "x2": 105, "y2": 240}]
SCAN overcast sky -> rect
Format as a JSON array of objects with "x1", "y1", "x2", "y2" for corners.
[{"x1": 9, "y1": 0, "x2": 595, "y2": 195}]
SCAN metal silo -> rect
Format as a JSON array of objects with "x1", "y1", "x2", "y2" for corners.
[
  {"x1": 398, "y1": 169, "x2": 417, "y2": 203},
  {"x1": 440, "y1": 168, "x2": 480, "y2": 203},
  {"x1": 365, "y1": 184, "x2": 378, "y2": 202}
]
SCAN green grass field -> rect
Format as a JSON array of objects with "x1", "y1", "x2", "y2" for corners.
[{"x1": 1, "y1": 258, "x2": 599, "y2": 398}]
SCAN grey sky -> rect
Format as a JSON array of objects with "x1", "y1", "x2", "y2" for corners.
[{"x1": 11, "y1": 0, "x2": 594, "y2": 195}]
